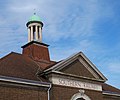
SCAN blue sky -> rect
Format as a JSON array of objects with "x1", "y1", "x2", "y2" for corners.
[{"x1": 0, "y1": 0, "x2": 120, "y2": 88}]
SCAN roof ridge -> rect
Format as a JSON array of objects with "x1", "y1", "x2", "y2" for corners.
[{"x1": 0, "y1": 52, "x2": 21, "y2": 61}]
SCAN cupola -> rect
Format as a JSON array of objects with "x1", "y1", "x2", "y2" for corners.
[
  {"x1": 26, "y1": 13, "x2": 43, "y2": 42},
  {"x1": 22, "y1": 13, "x2": 50, "y2": 62}
]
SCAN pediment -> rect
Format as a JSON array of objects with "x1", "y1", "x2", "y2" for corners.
[
  {"x1": 59, "y1": 59, "x2": 96, "y2": 79},
  {"x1": 44, "y1": 52, "x2": 107, "y2": 82}
]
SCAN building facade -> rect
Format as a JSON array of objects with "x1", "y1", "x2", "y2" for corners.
[{"x1": 0, "y1": 14, "x2": 120, "y2": 100}]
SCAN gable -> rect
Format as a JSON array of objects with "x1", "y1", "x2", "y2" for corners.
[
  {"x1": 44, "y1": 52, "x2": 107, "y2": 82},
  {"x1": 60, "y1": 59, "x2": 95, "y2": 79}
]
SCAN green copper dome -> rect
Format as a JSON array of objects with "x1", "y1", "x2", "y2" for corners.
[
  {"x1": 26, "y1": 13, "x2": 43, "y2": 27},
  {"x1": 29, "y1": 14, "x2": 41, "y2": 22}
]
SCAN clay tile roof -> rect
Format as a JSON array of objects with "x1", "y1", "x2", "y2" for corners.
[
  {"x1": 0, "y1": 52, "x2": 40, "y2": 81},
  {"x1": 33, "y1": 59, "x2": 56, "y2": 70},
  {"x1": 0, "y1": 52, "x2": 56, "y2": 81},
  {"x1": 103, "y1": 83, "x2": 120, "y2": 94}
]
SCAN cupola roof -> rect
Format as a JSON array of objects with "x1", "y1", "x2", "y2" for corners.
[
  {"x1": 29, "y1": 13, "x2": 41, "y2": 22},
  {"x1": 26, "y1": 13, "x2": 43, "y2": 27}
]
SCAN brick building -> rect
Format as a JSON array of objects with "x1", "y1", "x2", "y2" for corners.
[{"x1": 0, "y1": 14, "x2": 120, "y2": 100}]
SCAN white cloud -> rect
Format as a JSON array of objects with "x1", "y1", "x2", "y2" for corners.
[
  {"x1": 0, "y1": 0, "x2": 114, "y2": 43},
  {"x1": 0, "y1": 0, "x2": 116, "y2": 59},
  {"x1": 10, "y1": 5, "x2": 37, "y2": 13},
  {"x1": 1, "y1": 0, "x2": 113, "y2": 60},
  {"x1": 0, "y1": 1, "x2": 116, "y2": 53},
  {"x1": 108, "y1": 61, "x2": 120, "y2": 73}
]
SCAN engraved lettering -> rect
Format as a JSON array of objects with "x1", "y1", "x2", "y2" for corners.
[{"x1": 53, "y1": 77, "x2": 102, "y2": 91}]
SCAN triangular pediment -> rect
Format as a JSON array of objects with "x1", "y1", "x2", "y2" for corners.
[
  {"x1": 60, "y1": 59, "x2": 96, "y2": 79},
  {"x1": 44, "y1": 52, "x2": 107, "y2": 82}
]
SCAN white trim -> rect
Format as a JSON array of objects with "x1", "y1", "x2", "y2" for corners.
[
  {"x1": 0, "y1": 75, "x2": 50, "y2": 87},
  {"x1": 80, "y1": 53, "x2": 107, "y2": 81},
  {"x1": 44, "y1": 52, "x2": 107, "y2": 81},
  {"x1": 103, "y1": 92, "x2": 120, "y2": 97},
  {"x1": 78, "y1": 58, "x2": 99, "y2": 79},
  {"x1": 33, "y1": 42, "x2": 48, "y2": 48},
  {"x1": 44, "y1": 52, "x2": 79, "y2": 72},
  {"x1": 52, "y1": 71, "x2": 105, "y2": 82}
]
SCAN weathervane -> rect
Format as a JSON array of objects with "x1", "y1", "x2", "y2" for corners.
[{"x1": 34, "y1": 9, "x2": 36, "y2": 15}]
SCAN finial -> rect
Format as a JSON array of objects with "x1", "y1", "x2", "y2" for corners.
[{"x1": 34, "y1": 9, "x2": 36, "y2": 15}]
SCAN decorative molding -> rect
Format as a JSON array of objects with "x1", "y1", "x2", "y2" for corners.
[
  {"x1": 51, "y1": 76, "x2": 102, "y2": 91},
  {"x1": 71, "y1": 89, "x2": 91, "y2": 100},
  {"x1": 51, "y1": 71, "x2": 105, "y2": 82},
  {"x1": 78, "y1": 58, "x2": 99, "y2": 79},
  {"x1": 44, "y1": 52, "x2": 107, "y2": 81},
  {"x1": 79, "y1": 89, "x2": 85, "y2": 96},
  {"x1": 80, "y1": 53, "x2": 107, "y2": 81}
]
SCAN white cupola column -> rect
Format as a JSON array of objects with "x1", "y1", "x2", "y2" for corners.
[
  {"x1": 28, "y1": 27, "x2": 31, "y2": 42},
  {"x1": 39, "y1": 26, "x2": 42, "y2": 42},
  {"x1": 31, "y1": 26, "x2": 34, "y2": 41},
  {"x1": 36, "y1": 25, "x2": 39, "y2": 40}
]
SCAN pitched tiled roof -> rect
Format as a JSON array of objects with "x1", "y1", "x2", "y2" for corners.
[
  {"x1": 33, "y1": 59, "x2": 56, "y2": 70},
  {"x1": 0, "y1": 52, "x2": 120, "y2": 95},
  {"x1": 0, "y1": 52, "x2": 56, "y2": 81},
  {"x1": 103, "y1": 83, "x2": 120, "y2": 94}
]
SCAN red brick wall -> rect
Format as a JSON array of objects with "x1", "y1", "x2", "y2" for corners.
[
  {"x1": 1, "y1": 82, "x2": 120, "y2": 100},
  {"x1": 0, "y1": 83, "x2": 48, "y2": 100},
  {"x1": 50, "y1": 85, "x2": 103, "y2": 100},
  {"x1": 23, "y1": 43, "x2": 50, "y2": 61}
]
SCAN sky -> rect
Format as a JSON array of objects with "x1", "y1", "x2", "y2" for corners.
[{"x1": 0, "y1": 0, "x2": 120, "y2": 89}]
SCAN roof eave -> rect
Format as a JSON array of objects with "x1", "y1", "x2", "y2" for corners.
[{"x1": 0, "y1": 75, "x2": 51, "y2": 88}]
